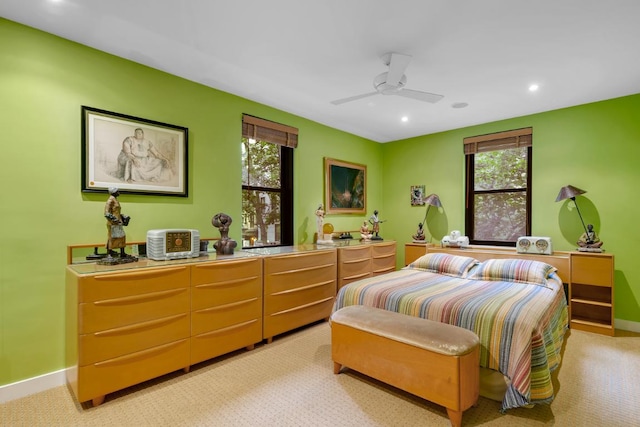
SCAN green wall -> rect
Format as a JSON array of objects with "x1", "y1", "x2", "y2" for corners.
[
  {"x1": 1, "y1": 18, "x2": 639, "y2": 388},
  {"x1": 0, "y1": 19, "x2": 383, "y2": 386},
  {"x1": 381, "y1": 94, "x2": 640, "y2": 325}
]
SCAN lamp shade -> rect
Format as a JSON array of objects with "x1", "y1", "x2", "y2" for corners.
[
  {"x1": 555, "y1": 185, "x2": 586, "y2": 202},
  {"x1": 423, "y1": 193, "x2": 442, "y2": 208}
]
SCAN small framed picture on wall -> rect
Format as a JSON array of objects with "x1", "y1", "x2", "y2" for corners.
[{"x1": 411, "y1": 185, "x2": 425, "y2": 206}]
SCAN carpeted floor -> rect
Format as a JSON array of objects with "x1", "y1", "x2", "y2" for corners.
[{"x1": 1, "y1": 322, "x2": 639, "y2": 426}]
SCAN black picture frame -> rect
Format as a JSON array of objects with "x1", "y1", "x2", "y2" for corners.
[{"x1": 81, "y1": 106, "x2": 188, "y2": 196}]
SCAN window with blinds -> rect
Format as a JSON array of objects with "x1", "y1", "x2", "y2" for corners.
[
  {"x1": 241, "y1": 114, "x2": 296, "y2": 248},
  {"x1": 464, "y1": 127, "x2": 532, "y2": 245}
]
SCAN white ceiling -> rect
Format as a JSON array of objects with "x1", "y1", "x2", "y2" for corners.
[{"x1": 2, "y1": 0, "x2": 640, "y2": 142}]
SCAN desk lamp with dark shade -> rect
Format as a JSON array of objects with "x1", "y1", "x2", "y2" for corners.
[
  {"x1": 555, "y1": 184, "x2": 597, "y2": 246},
  {"x1": 413, "y1": 193, "x2": 442, "y2": 243}
]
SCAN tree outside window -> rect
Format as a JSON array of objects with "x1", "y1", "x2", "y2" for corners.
[{"x1": 242, "y1": 137, "x2": 283, "y2": 247}]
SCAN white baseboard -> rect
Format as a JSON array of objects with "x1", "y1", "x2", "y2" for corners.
[
  {"x1": 615, "y1": 318, "x2": 640, "y2": 333},
  {"x1": 0, "y1": 369, "x2": 66, "y2": 404}
]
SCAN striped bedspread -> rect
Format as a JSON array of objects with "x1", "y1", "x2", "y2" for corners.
[{"x1": 333, "y1": 268, "x2": 568, "y2": 411}]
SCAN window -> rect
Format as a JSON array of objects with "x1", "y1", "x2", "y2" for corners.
[
  {"x1": 241, "y1": 115, "x2": 296, "y2": 248},
  {"x1": 464, "y1": 128, "x2": 532, "y2": 246}
]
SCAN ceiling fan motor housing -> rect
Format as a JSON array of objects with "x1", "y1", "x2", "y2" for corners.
[{"x1": 374, "y1": 72, "x2": 407, "y2": 94}]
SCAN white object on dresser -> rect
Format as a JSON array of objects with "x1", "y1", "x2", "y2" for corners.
[{"x1": 516, "y1": 236, "x2": 552, "y2": 255}]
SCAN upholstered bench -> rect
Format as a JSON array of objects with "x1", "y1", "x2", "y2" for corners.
[{"x1": 330, "y1": 305, "x2": 480, "y2": 427}]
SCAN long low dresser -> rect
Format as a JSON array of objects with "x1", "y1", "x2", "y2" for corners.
[
  {"x1": 66, "y1": 252, "x2": 263, "y2": 407},
  {"x1": 66, "y1": 241, "x2": 398, "y2": 406}
]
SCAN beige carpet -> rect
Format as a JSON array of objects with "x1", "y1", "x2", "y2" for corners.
[{"x1": 2, "y1": 322, "x2": 639, "y2": 427}]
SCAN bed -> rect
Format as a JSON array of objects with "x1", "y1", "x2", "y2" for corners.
[{"x1": 332, "y1": 251, "x2": 569, "y2": 412}]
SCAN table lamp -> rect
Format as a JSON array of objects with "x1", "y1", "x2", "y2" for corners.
[
  {"x1": 418, "y1": 194, "x2": 442, "y2": 242},
  {"x1": 555, "y1": 184, "x2": 591, "y2": 243}
]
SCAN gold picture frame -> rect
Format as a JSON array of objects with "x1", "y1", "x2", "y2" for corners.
[{"x1": 324, "y1": 157, "x2": 366, "y2": 214}]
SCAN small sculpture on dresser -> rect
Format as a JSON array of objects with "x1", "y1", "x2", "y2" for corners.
[
  {"x1": 412, "y1": 223, "x2": 426, "y2": 242},
  {"x1": 577, "y1": 224, "x2": 603, "y2": 252},
  {"x1": 369, "y1": 210, "x2": 386, "y2": 240},
  {"x1": 212, "y1": 212, "x2": 238, "y2": 255},
  {"x1": 315, "y1": 203, "x2": 325, "y2": 239},
  {"x1": 99, "y1": 187, "x2": 137, "y2": 265},
  {"x1": 360, "y1": 221, "x2": 372, "y2": 241}
]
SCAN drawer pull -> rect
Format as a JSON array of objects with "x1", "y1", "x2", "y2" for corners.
[
  {"x1": 93, "y1": 313, "x2": 188, "y2": 337},
  {"x1": 271, "y1": 280, "x2": 335, "y2": 296},
  {"x1": 343, "y1": 272, "x2": 370, "y2": 281},
  {"x1": 341, "y1": 247, "x2": 369, "y2": 253},
  {"x1": 93, "y1": 288, "x2": 187, "y2": 306},
  {"x1": 93, "y1": 340, "x2": 186, "y2": 367},
  {"x1": 195, "y1": 276, "x2": 259, "y2": 289},
  {"x1": 372, "y1": 254, "x2": 395, "y2": 259},
  {"x1": 93, "y1": 266, "x2": 187, "y2": 281},
  {"x1": 194, "y1": 259, "x2": 258, "y2": 269},
  {"x1": 271, "y1": 296, "x2": 334, "y2": 316},
  {"x1": 196, "y1": 319, "x2": 258, "y2": 338},
  {"x1": 196, "y1": 298, "x2": 258, "y2": 313},
  {"x1": 342, "y1": 259, "x2": 369, "y2": 265},
  {"x1": 270, "y1": 263, "x2": 334, "y2": 276}
]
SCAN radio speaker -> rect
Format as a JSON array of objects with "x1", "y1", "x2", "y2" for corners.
[{"x1": 516, "y1": 236, "x2": 552, "y2": 255}]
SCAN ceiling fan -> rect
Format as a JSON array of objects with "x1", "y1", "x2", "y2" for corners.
[{"x1": 331, "y1": 52, "x2": 444, "y2": 106}]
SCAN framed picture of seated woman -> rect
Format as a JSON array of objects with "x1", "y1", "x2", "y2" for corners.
[{"x1": 81, "y1": 106, "x2": 188, "y2": 196}]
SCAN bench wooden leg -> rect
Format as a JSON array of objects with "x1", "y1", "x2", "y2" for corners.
[
  {"x1": 333, "y1": 362, "x2": 342, "y2": 374},
  {"x1": 446, "y1": 408, "x2": 462, "y2": 427}
]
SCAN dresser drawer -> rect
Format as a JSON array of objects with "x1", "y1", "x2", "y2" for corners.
[
  {"x1": 76, "y1": 339, "x2": 189, "y2": 404},
  {"x1": 79, "y1": 287, "x2": 190, "y2": 333},
  {"x1": 264, "y1": 256, "x2": 336, "y2": 295},
  {"x1": 372, "y1": 242, "x2": 397, "y2": 258},
  {"x1": 78, "y1": 266, "x2": 190, "y2": 302},
  {"x1": 191, "y1": 297, "x2": 262, "y2": 336},
  {"x1": 265, "y1": 278, "x2": 336, "y2": 315},
  {"x1": 338, "y1": 245, "x2": 371, "y2": 263},
  {"x1": 263, "y1": 296, "x2": 334, "y2": 340},
  {"x1": 371, "y1": 254, "x2": 395, "y2": 275},
  {"x1": 339, "y1": 258, "x2": 372, "y2": 281},
  {"x1": 264, "y1": 250, "x2": 336, "y2": 275},
  {"x1": 191, "y1": 258, "x2": 261, "y2": 286},
  {"x1": 191, "y1": 276, "x2": 261, "y2": 311},
  {"x1": 79, "y1": 313, "x2": 190, "y2": 365},
  {"x1": 571, "y1": 255, "x2": 613, "y2": 287},
  {"x1": 191, "y1": 318, "x2": 262, "y2": 365}
]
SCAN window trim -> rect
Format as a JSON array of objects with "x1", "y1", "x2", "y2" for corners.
[
  {"x1": 241, "y1": 114, "x2": 295, "y2": 248},
  {"x1": 464, "y1": 128, "x2": 532, "y2": 246}
]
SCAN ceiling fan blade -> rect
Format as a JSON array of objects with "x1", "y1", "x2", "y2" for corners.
[
  {"x1": 385, "y1": 53, "x2": 412, "y2": 87},
  {"x1": 330, "y1": 91, "x2": 379, "y2": 105},
  {"x1": 396, "y1": 89, "x2": 444, "y2": 103}
]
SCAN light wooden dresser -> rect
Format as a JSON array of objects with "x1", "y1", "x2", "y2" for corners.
[
  {"x1": 404, "y1": 242, "x2": 430, "y2": 265},
  {"x1": 256, "y1": 245, "x2": 337, "y2": 343},
  {"x1": 66, "y1": 252, "x2": 262, "y2": 406},
  {"x1": 66, "y1": 262, "x2": 191, "y2": 407},
  {"x1": 190, "y1": 257, "x2": 263, "y2": 365},
  {"x1": 569, "y1": 252, "x2": 615, "y2": 336},
  {"x1": 335, "y1": 240, "x2": 396, "y2": 290}
]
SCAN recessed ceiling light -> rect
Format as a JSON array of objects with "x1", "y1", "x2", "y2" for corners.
[
  {"x1": 451, "y1": 102, "x2": 468, "y2": 109},
  {"x1": 529, "y1": 84, "x2": 539, "y2": 92},
  {"x1": 401, "y1": 116, "x2": 409, "y2": 122}
]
